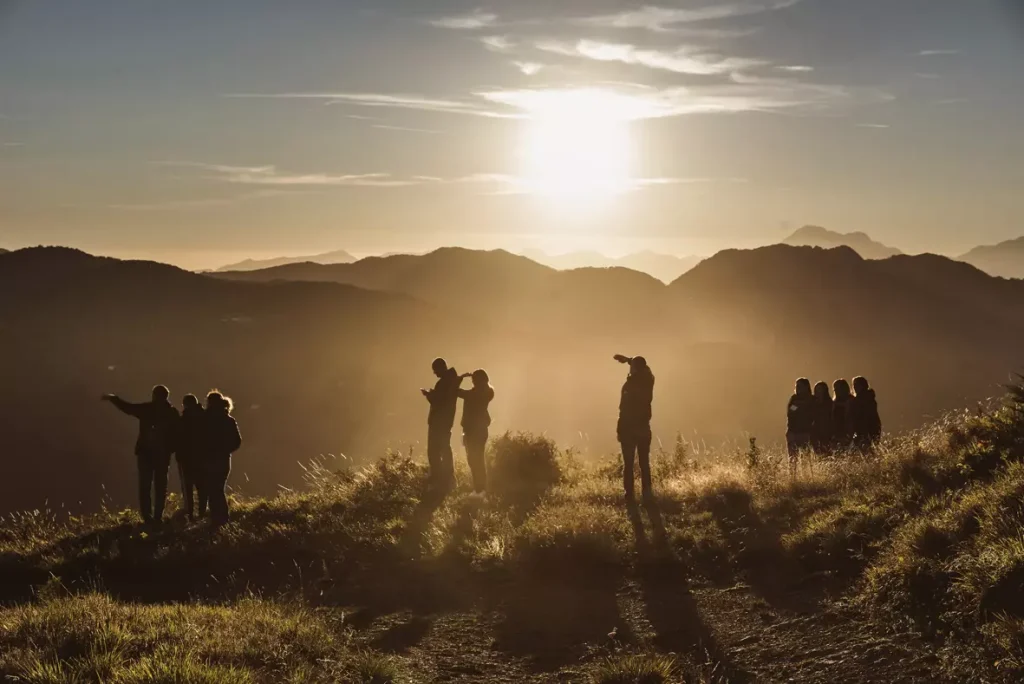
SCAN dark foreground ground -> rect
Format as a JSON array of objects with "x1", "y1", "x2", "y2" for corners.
[{"x1": 2, "y1": 407, "x2": 1023, "y2": 683}]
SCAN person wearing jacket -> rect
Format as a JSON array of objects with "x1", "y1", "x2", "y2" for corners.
[
  {"x1": 101, "y1": 385, "x2": 180, "y2": 525},
  {"x1": 786, "y1": 378, "x2": 815, "y2": 470},
  {"x1": 204, "y1": 391, "x2": 242, "y2": 527},
  {"x1": 831, "y1": 379, "x2": 855, "y2": 451},
  {"x1": 810, "y1": 381, "x2": 835, "y2": 456},
  {"x1": 177, "y1": 394, "x2": 208, "y2": 520},
  {"x1": 850, "y1": 376, "x2": 882, "y2": 452},
  {"x1": 422, "y1": 358, "x2": 462, "y2": 491},
  {"x1": 458, "y1": 369, "x2": 494, "y2": 493},
  {"x1": 615, "y1": 354, "x2": 655, "y2": 503}
]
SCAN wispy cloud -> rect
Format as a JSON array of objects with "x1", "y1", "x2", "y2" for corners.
[
  {"x1": 856, "y1": 123, "x2": 890, "y2": 129},
  {"x1": 514, "y1": 61, "x2": 544, "y2": 76},
  {"x1": 226, "y1": 92, "x2": 510, "y2": 118},
  {"x1": 776, "y1": 65, "x2": 813, "y2": 73},
  {"x1": 919, "y1": 49, "x2": 960, "y2": 56},
  {"x1": 1, "y1": 141, "x2": 26, "y2": 147},
  {"x1": 428, "y1": 9, "x2": 499, "y2": 30},
  {"x1": 577, "y1": 0, "x2": 803, "y2": 32},
  {"x1": 480, "y1": 80, "x2": 892, "y2": 120},
  {"x1": 157, "y1": 162, "x2": 426, "y2": 187},
  {"x1": 480, "y1": 35, "x2": 516, "y2": 52},
  {"x1": 536, "y1": 39, "x2": 767, "y2": 76},
  {"x1": 372, "y1": 124, "x2": 443, "y2": 134},
  {"x1": 108, "y1": 191, "x2": 291, "y2": 211}
]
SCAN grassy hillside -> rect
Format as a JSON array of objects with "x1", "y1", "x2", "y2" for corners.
[{"x1": 3, "y1": 391, "x2": 1024, "y2": 682}]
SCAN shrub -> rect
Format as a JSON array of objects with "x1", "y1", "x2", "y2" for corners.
[
  {"x1": 591, "y1": 653, "x2": 679, "y2": 684},
  {"x1": 489, "y1": 432, "x2": 563, "y2": 507}
]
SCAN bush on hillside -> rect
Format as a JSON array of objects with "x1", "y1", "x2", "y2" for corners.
[{"x1": 489, "y1": 432, "x2": 563, "y2": 507}]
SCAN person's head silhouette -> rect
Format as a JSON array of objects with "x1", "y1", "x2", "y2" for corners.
[
  {"x1": 151, "y1": 385, "x2": 170, "y2": 403},
  {"x1": 432, "y1": 357, "x2": 448, "y2": 378}
]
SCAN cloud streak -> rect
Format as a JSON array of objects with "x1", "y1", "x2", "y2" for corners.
[
  {"x1": 919, "y1": 49, "x2": 960, "y2": 56},
  {"x1": 428, "y1": 9, "x2": 498, "y2": 30},
  {"x1": 577, "y1": 0, "x2": 803, "y2": 32},
  {"x1": 536, "y1": 39, "x2": 767, "y2": 76},
  {"x1": 226, "y1": 92, "x2": 511, "y2": 118}
]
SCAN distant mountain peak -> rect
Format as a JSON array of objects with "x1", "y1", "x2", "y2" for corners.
[
  {"x1": 959, "y1": 235, "x2": 1024, "y2": 279},
  {"x1": 216, "y1": 248, "x2": 356, "y2": 272},
  {"x1": 783, "y1": 225, "x2": 901, "y2": 260}
]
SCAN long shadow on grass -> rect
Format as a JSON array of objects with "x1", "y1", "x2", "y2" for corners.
[
  {"x1": 631, "y1": 500, "x2": 753, "y2": 683},
  {"x1": 700, "y1": 485, "x2": 811, "y2": 612}
]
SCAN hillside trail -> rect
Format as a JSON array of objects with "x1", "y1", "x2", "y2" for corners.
[{"x1": 335, "y1": 501, "x2": 943, "y2": 684}]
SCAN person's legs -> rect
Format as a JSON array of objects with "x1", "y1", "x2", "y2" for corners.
[
  {"x1": 178, "y1": 457, "x2": 194, "y2": 519},
  {"x1": 137, "y1": 454, "x2": 154, "y2": 523},
  {"x1": 465, "y1": 431, "x2": 488, "y2": 492},
  {"x1": 153, "y1": 453, "x2": 171, "y2": 522},
  {"x1": 196, "y1": 465, "x2": 209, "y2": 517},
  {"x1": 427, "y1": 427, "x2": 443, "y2": 483},
  {"x1": 208, "y1": 458, "x2": 232, "y2": 525},
  {"x1": 443, "y1": 432, "x2": 455, "y2": 489},
  {"x1": 637, "y1": 430, "x2": 653, "y2": 500},
  {"x1": 621, "y1": 438, "x2": 637, "y2": 501}
]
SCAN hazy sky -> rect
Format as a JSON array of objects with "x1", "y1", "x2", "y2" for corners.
[{"x1": 1, "y1": 0, "x2": 1022, "y2": 268}]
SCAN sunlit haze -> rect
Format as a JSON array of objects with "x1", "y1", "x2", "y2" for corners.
[{"x1": 1, "y1": 1, "x2": 1023, "y2": 268}]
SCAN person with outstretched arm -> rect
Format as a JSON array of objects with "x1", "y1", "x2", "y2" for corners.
[
  {"x1": 458, "y1": 369, "x2": 495, "y2": 494},
  {"x1": 204, "y1": 391, "x2": 242, "y2": 527},
  {"x1": 101, "y1": 385, "x2": 180, "y2": 525},
  {"x1": 615, "y1": 354, "x2": 655, "y2": 503},
  {"x1": 422, "y1": 357, "x2": 462, "y2": 491}
]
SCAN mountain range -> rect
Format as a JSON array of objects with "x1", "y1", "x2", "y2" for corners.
[
  {"x1": 782, "y1": 225, "x2": 903, "y2": 260},
  {"x1": 521, "y1": 249, "x2": 702, "y2": 283},
  {"x1": 3, "y1": 242, "x2": 1021, "y2": 513},
  {"x1": 215, "y1": 248, "x2": 357, "y2": 272},
  {"x1": 959, "y1": 236, "x2": 1024, "y2": 279}
]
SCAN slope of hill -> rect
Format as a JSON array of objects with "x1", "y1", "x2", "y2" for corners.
[
  {"x1": 783, "y1": 225, "x2": 902, "y2": 259},
  {"x1": 4, "y1": 244, "x2": 1024, "y2": 516},
  {"x1": 523, "y1": 249, "x2": 701, "y2": 283},
  {"x1": 215, "y1": 248, "x2": 357, "y2": 272},
  {"x1": 959, "y1": 236, "x2": 1024, "y2": 279},
  {"x1": 3, "y1": 399, "x2": 1023, "y2": 682}
]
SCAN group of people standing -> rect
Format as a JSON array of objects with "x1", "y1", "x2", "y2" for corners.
[
  {"x1": 786, "y1": 376, "x2": 882, "y2": 462},
  {"x1": 102, "y1": 386, "x2": 242, "y2": 526},
  {"x1": 422, "y1": 358, "x2": 495, "y2": 493}
]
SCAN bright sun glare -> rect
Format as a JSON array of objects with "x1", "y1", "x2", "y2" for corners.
[{"x1": 519, "y1": 90, "x2": 635, "y2": 203}]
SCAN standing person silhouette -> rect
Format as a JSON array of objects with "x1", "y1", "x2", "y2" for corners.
[
  {"x1": 101, "y1": 385, "x2": 180, "y2": 526},
  {"x1": 614, "y1": 354, "x2": 655, "y2": 503},
  {"x1": 458, "y1": 369, "x2": 494, "y2": 494},
  {"x1": 204, "y1": 391, "x2": 241, "y2": 527},
  {"x1": 831, "y1": 379, "x2": 855, "y2": 452},
  {"x1": 850, "y1": 376, "x2": 882, "y2": 452},
  {"x1": 421, "y1": 358, "x2": 462, "y2": 491},
  {"x1": 811, "y1": 381, "x2": 835, "y2": 456},
  {"x1": 176, "y1": 394, "x2": 208, "y2": 520},
  {"x1": 786, "y1": 378, "x2": 814, "y2": 473}
]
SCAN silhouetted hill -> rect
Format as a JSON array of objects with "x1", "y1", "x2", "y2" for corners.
[
  {"x1": 783, "y1": 225, "x2": 902, "y2": 259},
  {"x1": 214, "y1": 248, "x2": 356, "y2": 272},
  {"x1": 4, "y1": 244, "x2": 1024, "y2": 514},
  {"x1": 522, "y1": 249, "x2": 701, "y2": 282},
  {"x1": 959, "y1": 236, "x2": 1024, "y2": 279}
]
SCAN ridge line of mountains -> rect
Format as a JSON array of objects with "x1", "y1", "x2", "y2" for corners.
[
  {"x1": 209, "y1": 226, "x2": 1024, "y2": 281},
  {"x1": 2, "y1": 241, "x2": 1023, "y2": 515}
]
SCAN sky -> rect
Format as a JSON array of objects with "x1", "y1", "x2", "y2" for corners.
[{"x1": 1, "y1": 0, "x2": 1022, "y2": 269}]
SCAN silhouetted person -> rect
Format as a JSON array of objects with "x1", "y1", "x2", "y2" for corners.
[
  {"x1": 458, "y1": 369, "x2": 494, "y2": 493},
  {"x1": 831, "y1": 379, "x2": 854, "y2": 451},
  {"x1": 101, "y1": 385, "x2": 179, "y2": 525},
  {"x1": 177, "y1": 394, "x2": 208, "y2": 520},
  {"x1": 786, "y1": 378, "x2": 814, "y2": 470},
  {"x1": 850, "y1": 376, "x2": 882, "y2": 452},
  {"x1": 811, "y1": 381, "x2": 834, "y2": 456},
  {"x1": 204, "y1": 391, "x2": 242, "y2": 527},
  {"x1": 422, "y1": 358, "x2": 462, "y2": 490},
  {"x1": 615, "y1": 354, "x2": 655, "y2": 503}
]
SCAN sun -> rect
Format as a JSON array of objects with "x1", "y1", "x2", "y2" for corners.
[{"x1": 519, "y1": 90, "x2": 635, "y2": 203}]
